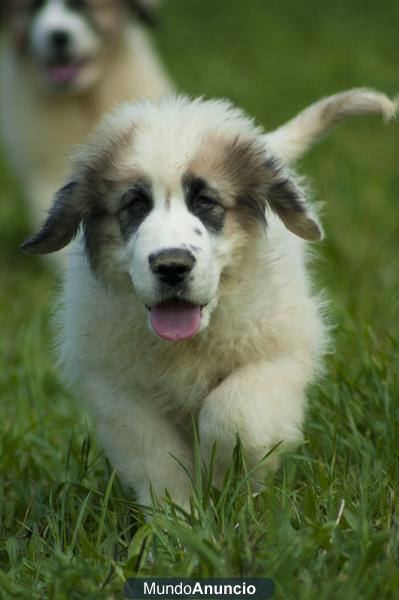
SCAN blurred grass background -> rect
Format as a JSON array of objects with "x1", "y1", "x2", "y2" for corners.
[{"x1": 0, "y1": 0, "x2": 398, "y2": 598}]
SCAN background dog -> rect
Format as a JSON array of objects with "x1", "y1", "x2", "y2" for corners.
[
  {"x1": 23, "y1": 89, "x2": 396, "y2": 509},
  {"x1": 0, "y1": 0, "x2": 172, "y2": 237}
]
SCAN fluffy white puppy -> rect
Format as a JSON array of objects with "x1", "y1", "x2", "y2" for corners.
[
  {"x1": 23, "y1": 89, "x2": 396, "y2": 508},
  {"x1": 0, "y1": 0, "x2": 171, "y2": 232}
]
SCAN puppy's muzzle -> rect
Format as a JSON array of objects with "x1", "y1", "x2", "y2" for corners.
[{"x1": 149, "y1": 248, "x2": 196, "y2": 287}]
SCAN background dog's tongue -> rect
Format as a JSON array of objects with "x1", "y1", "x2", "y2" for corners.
[
  {"x1": 150, "y1": 303, "x2": 201, "y2": 341},
  {"x1": 47, "y1": 64, "x2": 80, "y2": 84}
]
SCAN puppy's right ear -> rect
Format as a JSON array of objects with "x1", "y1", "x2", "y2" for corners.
[{"x1": 21, "y1": 181, "x2": 83, "y2": 255}]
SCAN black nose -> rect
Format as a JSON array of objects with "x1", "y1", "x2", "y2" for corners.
[
  {"x1": 149, "y1": 248, "x2": 196, "y2": 286},
  {"x1": 50, "y1": 30, "x2": 70, "y2": 51}
]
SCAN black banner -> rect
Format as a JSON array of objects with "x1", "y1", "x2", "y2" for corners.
[{"x1": 124, "y1": 578, "x2": 275, "y2": 599}]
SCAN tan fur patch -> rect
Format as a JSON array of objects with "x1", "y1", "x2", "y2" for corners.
[{"x1": 189, "y1": 134, "x2": 269, "y2": 232}]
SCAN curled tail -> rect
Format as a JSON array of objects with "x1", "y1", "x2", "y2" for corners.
[{"x1": 264, "y1": 88, "x2": 398, "y2": 164}]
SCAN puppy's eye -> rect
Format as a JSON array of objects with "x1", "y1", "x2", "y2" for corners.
[
  {"x1": 119, "y1": 186, "x2": 152, "y2": 238},
  {"x1": 121, "y1": 188, "x2": 151, "y2": 213},
  {"x1": 193, "y1": 195, "x2": 219, "y2": 211}
]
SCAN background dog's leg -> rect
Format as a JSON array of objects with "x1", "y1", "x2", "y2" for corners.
[
  {"x1": 85, "y1": 382, "x2": 194, "y2": 511},
  {"x1": 198, "y1": 357, "x2": 312, "y2": 488}
]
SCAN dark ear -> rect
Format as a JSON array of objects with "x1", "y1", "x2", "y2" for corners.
[
  {"x1": 125, "y1": 0, "x2": 158, "y2": 27},
  {"x1": 265, "y1": 159, "x2": 323, "y2": 241},
  {"x1": 21, "y1": 181, "x2": 83, "y2": 255},
  {"x1": 0, "y1": 2, "x2": 7, "y2": 24}
]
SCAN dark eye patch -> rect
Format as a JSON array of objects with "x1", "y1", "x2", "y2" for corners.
[
  {"x1": 183, "y1": 174, "x2": 225, "y2": 234},
  {"x1": 118, "y1": 181, "x2": 153, "y2": 239}
]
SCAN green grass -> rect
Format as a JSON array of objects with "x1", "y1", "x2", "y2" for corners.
[{"x1": 1, "y1": 0, "x2": 398, "y2": 597}]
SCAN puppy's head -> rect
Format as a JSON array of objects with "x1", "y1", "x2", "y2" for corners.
[
  {"x1": 1, "y1": 0, "x2": 157, "y2": 94},
  {"x1": 22, "y1": 96, "x2": 322, "y2": 341}
]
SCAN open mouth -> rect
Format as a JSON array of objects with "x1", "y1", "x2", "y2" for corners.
[
  {"x1": 148, "y1": 300, "x2": 203, "y2": 342},
  {"x1": 44, "y1": 59, "x2": 85, "y2": 86}
]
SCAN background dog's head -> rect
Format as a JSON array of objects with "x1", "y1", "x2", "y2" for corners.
[
  {"x1": 0, "y1": 0, "x2": 158, "y2": 93},
  {"x1": 22, "y1": 96, "x2": 322, "y2": 341}
]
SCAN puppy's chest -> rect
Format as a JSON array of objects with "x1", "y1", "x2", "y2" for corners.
[
  {"x1": 125, "y1": 342, "x2": 234, "y2": 413},
  {"x1": 86, "y1": 317, "x2": 238, "y2": 412},
  {"x1": 77, "y1": 289, "x2": 268, "y2": 413}
]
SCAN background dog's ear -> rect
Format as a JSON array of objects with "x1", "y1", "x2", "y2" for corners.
[
  {"x1": 21, "y1": 181, "x2": 83, "y2": 255},
  {"x1": 0, "y1": 1, "x2": 8, "y2": 24},
  {"x1": 265, "y1": 158, "x2": 323, "y2": 241},
  {"x1": 125, "y1": 0, "x2": 158, "y2": 27}
]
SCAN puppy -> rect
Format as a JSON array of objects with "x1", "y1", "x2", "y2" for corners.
[
  {"x1": 0, "y1": 0, "x2": 172, "y2": 234},
  {"x1": 23, "y1": 89, "x2": 396, "y2": 509}
]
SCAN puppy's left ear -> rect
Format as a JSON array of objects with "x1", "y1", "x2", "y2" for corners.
[
  {"x1": 125, "y1": 0, "x2": 158, "y2": 27},
  {"x1": 265, "y1": 158, "x2": 323, "y2": 241},
  {"x1": 21, "y1": 181, "x2": 85, "y2": 255}
]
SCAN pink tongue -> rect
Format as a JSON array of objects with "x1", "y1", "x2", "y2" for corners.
[
  {"x1": 150, "y1": 303, "x2": 202, "y2": 341},
  {"x1": 47, "y1": 64, "x2": 80, "y2": 84}
]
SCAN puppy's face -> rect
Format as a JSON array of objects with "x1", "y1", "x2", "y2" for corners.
[
  {"x1": 1, "y1": 0, "x2": 155, "y2": 93},
  {"x1": 23, "y1": 97, "x2": 322, "y2": 341},
  {"x1": 116, "y1": 174, "x2": 229, "y2": 340}
]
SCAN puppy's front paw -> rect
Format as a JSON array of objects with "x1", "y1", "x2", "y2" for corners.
[
  {"x1": 198, "y1": 389, "x2": 281, "y2": 489},
  {"x1": 198, "y1": 393, "x2": 244, "y2": 488}
]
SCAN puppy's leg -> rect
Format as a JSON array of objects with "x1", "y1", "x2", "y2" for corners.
[
  {"x1": 198, "y1": 357, "x2": 311, "y2": 488},
  {"x1": 85, "y1": 382, "x2": 193, "y2": 510}
]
